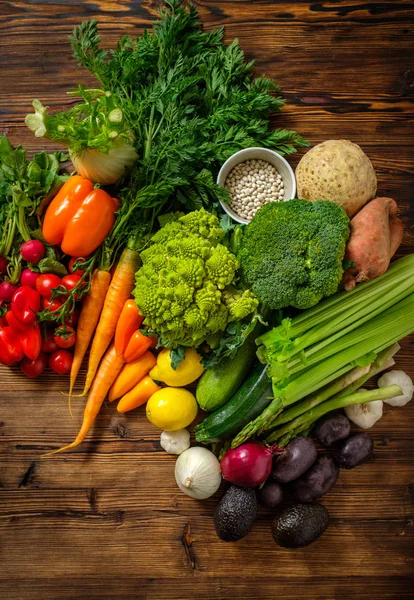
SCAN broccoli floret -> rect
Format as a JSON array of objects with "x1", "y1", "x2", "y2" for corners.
[
  {"x1": 134, "y1": 208, "x2": 257, "y2": 349},
  {"x1": 238, "y1": 200, "x2": 349, "y2": 310}
]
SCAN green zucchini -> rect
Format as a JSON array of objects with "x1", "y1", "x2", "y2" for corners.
[
  {"x1": 196, "y1": 332, "x2": 259, "y2": 412},
  {"x1": 195, "y1": 364, "x2": 273, "y2": 443}
]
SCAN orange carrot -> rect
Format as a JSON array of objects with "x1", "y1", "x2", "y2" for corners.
[
  {"x1": 108, "y1": 350, "x2": 156, "y2": 402},
  {"x1": 117, "y1": 376, "x2": 161, "y2": 413},
  {"x1": 45, "y1": 345, "x2": 125, "y2": 456},
  {"x1": 69, "y1": 269, "x2": 111, "y2": 397},
  {"x1": 82, "y1": 248, "x2": 140, "y2": 395}
]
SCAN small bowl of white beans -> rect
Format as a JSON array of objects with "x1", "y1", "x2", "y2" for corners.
[{"x1": 217, "y1": 147, "x2": 296, "y2": 224}]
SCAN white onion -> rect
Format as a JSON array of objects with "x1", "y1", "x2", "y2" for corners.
[
  {"x1": 70, "y1": 142, "x2": 138, "y2": 185},
  {"x1": 175, "y1": 447, "x2": 222, "y2": 499}
]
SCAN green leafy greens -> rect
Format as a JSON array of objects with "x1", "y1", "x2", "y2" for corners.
[{"x1": 0, "y1": 135, "x2": 68, "y2": 281}]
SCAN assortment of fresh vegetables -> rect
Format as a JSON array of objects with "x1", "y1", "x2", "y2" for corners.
[{"x1": 1, "y1": 0, "x2": 413, "y2": 551}]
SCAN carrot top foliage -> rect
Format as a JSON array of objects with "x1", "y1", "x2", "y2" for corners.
[{"x1": 26, "y1": 0, "x2": 307, "y2": 260}]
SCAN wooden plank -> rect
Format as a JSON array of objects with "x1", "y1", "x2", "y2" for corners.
[{"x1": 0, "y1": 1, "x2": 413, "y2": 599}]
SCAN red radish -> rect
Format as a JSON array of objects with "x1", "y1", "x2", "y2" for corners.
[
  {"x1": 0, "y1": 281, "x2": 18, "y2": 302},
  {"x1": 0, "y1": 256, "x2": 9, "y2": 276},
  {"x1": 220, "y1": 442, "x2": 278, "y2": 488},
  {"x1": 20, "y1": 268, "x2": 40, "y2": 289},
  {"x1": 20, "y1": 240, "x2": 45, "y2": 264}
]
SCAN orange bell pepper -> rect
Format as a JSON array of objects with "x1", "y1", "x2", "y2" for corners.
[
  {"x1": 124, "y1": 330, "x2": 157, "y2": 363},
  {"x1": 42, "y1": 175, "x2": 119, "y2": 257},
  {"x1": 108, "y1": 350, "x2": 157, "y2": 402},
  {"x1": 114, "y1": 299, "x2": 144, "y2": 357},
  {"x1": 117, "y1": 376, "x2": 161, "y2": 413}
]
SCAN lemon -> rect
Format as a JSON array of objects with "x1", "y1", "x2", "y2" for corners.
[
  {"x1": 150, "y1": 348, "x2": 204, "y2": 387},
  {"x1": 146, "y1": 387, "x2": 198, "y2": 431}
]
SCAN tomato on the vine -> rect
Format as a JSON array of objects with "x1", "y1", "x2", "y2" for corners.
[
  {"x1": 40, "y1": 330, "x2": 60, "y2": 354},
  {"x1": 54, "y1": 325, "x2": 76, "y2": 349},
  {"x1": 42, "y1": 297, "x2": 63, "y2": 313},
  {"x1": 68, "y1": 257, "x2": 85, "y2": 277},
  {"x1": 61, "y1": 273, "x2": 85, "y2": 300},
  {"x1": 21, "y1": 352, "x2": 48, "y2": 379},
  {"x1": 49, "y1": 349, "x2": 73, "y2": 375},
  {"x1": 65, "y1": 307, "x2": 80, "y2": 327},
  {"x1": 36, "y1": 274, "x2": 63, "y2": 299}
]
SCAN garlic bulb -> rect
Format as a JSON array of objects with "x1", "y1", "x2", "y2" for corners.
[
  {"x1": 160, "y1": 429, "x2": 190, "y2": 455},
  {"x1": 344, "y1": 390, "x2": 383, "y2": 429},
  {"x1": 175, "y1": 447, "x2": 222, "y2": 499},
  {"x1": 378, "y1": 370, "x2": 414, "y2": 407}
]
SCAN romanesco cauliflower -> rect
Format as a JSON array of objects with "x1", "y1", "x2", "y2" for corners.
[{"x1": 134, "y1": 209, "x2": 258, "y2": 348}]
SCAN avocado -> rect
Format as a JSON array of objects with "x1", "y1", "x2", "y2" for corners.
[
  {"x1": 271, "y1": 503, "x2": 329, "y2": 548},
  {"x1": 214, "y1": 486, "x2": 257, "y2": 542}
]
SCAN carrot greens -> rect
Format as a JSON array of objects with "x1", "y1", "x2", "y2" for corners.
[{"x1": 26, "y1": 0, "x2": 307, "y2": 259}]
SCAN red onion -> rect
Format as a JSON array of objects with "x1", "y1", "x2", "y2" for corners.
[{"x1": 221, "y1": 442, "x2": 277, "y2": 488}]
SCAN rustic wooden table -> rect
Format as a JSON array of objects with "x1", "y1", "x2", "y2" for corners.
[{"x1": 0, "y1": 1, "x2": 413, "y2": 599}]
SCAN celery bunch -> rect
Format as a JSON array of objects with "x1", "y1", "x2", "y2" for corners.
[{"x1": 231, "y1": 255, "x2": 414, "y2": 447}]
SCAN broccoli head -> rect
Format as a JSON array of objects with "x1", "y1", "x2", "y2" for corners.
[
  {"x1": 238, "y1": 199, "x2": 349, "y2": 310},
  {"x1": 134, "y1": 209, "x2": 258, "y2": 348}
]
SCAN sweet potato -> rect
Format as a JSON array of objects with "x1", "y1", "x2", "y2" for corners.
[{"x1": 343, "y1": 197, "x2": 403, "y2": 291}]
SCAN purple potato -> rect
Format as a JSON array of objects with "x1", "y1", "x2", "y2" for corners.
[
  {"x1": 336, "y1": 433, "x2": 373, "y2": 469},
  {"x1": 293, "y1": 455, "x2": 338, "y2": 503},
  {"x1": 272, "y1": 437, "x2": 317, "y2": 483},
  {"x1": 313, "y1": 412, "x2": 351, "y2": 447},
  {"x1": 257, "y1": 481, "x2": 284, "y2": 508}
]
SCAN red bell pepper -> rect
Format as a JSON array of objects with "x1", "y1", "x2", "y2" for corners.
[
  {"x1": 11, "y1": 285, "x2": 40, "y2": 326},
  {"x1": 0, "y1": 326, "x2": 24, "y2": 365},
  {"x1": 6, "y1": 311, "x2": 41, "y2": 361},
  {"x1": 0, "y1": 315, "x2": 7, "y2": 328}
]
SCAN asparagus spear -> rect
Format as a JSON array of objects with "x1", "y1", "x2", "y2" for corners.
[{"x1": 265, "y1": 384, "x2": 402, "y2": 445}]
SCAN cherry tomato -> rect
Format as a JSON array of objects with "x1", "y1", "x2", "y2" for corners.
[
  {"x1": 40, "y1": 330, "x2": 60, "y2": 354},
  {"x1": 54, "y1": 325, "x2": 76, "y2": 349},
  {"x1": 49, "y1": 349, "x2": 73, "y2": 375},
  {"x1": 36, "y1": 274, "x2": 63, "y2": 299},
  {"x1": 65, "y1": 307, "x2": 80, "y2": 327},
  {"x1": 61, "y1": 273, "x2": 85, "y2": 300},
  {"x1": 68, "y1": 257, "x2": 86, "y2": 277},
  {"x1": 20, "y1": 352, "x2": 48, "y2": 379},
  {"x1": 42, "y1": 297, "x2": 63, "y2": 313}
]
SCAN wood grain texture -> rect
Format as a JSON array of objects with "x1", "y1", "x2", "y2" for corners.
[{"x1": 0, "y1": 1, "x2": 413, "y2": 599}]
